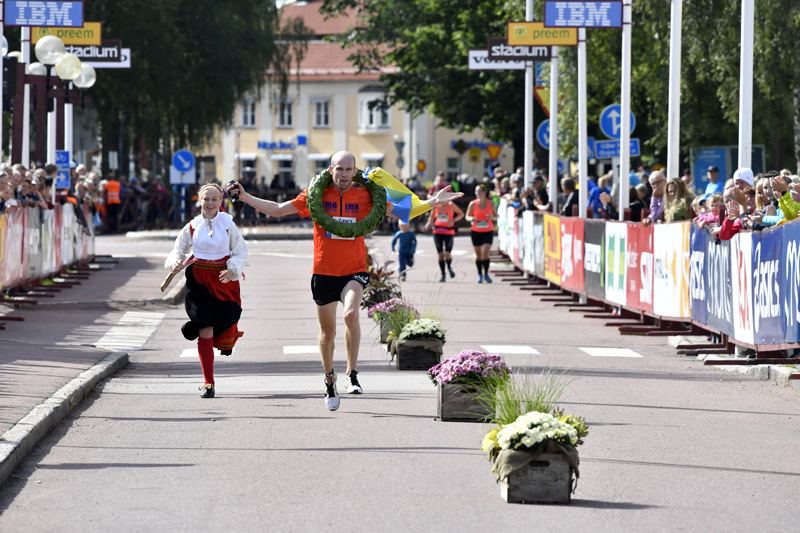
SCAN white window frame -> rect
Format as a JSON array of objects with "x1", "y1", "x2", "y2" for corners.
[
  {"x1": 240, "y1": 99, "x2": 256, "y2": 128},
  {"x1": 275, "y1": 99, "x2": 293, "y2": 128},
  {"x1": 313, "y1": 100, "x2": 330, "y2": 128},
  {"x1": 358, "y1": 97, "x2": 390, "y2": 131}
]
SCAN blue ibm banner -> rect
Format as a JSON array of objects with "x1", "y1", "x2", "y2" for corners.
[
  {"x1": 4, "y1": 1, "x2": 84, "y2": 28},
  {"x1": 705, "y1": 237, "x2": 734, "y2": 338},
  {"x1": 752, "y1": 228, "x2": 783, "y2": 345},
  {"x1": 689, "y1": 226, "x2": 708, "y2": 325},
  {"x1": 544, "y1": 1, "x2": 623, "y2": 28},
  {"x1": 781, "y1": 222, "x2": 800, "y2": 343}
]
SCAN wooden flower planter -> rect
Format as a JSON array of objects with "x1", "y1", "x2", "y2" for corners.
[
  {"x1": 395, "y1": 338, "x2": 443, "y2": 370},
  {"x1": 499, "y1": 453, "x2": 575, "y2": 504},
  {"x1": 437, "y1": 382, "x2": 493, "y2": 422}
]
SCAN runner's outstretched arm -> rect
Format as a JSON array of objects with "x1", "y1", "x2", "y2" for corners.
[{"x1": 227, "y1": 182, "x2": 299, "y2": 217}]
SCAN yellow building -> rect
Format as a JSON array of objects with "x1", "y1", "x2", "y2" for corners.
[{"x1": 204, "y1": 0, "x2": 514, "y2": 190}]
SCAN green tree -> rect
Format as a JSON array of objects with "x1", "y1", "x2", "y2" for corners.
[
  {"x1": 321, "y1": 0, "x2": 800, "y2": 174},
  {"x1": 85, "y1": 0, "x2": 307, "y2": 177}
]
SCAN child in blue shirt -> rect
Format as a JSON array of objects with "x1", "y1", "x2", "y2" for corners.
[{"x1": 391, "y1": 222, "x2": 417, "y2": 281}]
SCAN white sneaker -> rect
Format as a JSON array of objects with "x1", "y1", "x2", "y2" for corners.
[
  {"x1": 345, "y1": 370, "x2": 363, "y2": 394},
  {"x1": 324, "y1": 373, "x2": 340, "y2": 411}
]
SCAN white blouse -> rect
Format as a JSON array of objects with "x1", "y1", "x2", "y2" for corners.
[{"x1": 165, "y1": 211, "x2": 248, "y2": 280}]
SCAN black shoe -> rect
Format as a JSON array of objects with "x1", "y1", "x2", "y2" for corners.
[
  {"x1": 221, "y1": 349, "x2": 232, "y2": 356},
  {"x1": 200, "y1": 384, "x2": 215, "y2": 398}
]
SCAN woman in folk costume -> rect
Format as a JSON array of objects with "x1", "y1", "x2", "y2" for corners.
[{"x1": 165, "y1": 183, "x2": 248, "y2": 398}]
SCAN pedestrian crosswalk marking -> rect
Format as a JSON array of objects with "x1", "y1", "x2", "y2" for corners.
[
  {"x1": 580, "y1": 347, "x2": 643, "y2": 358},
  {"x1": 481, "y1": 345, "x2": 540, "y2": 355},
  {"x1": 283, "y1": 345, "x2": 320, "y2": 354},
  {"x1": 95, "y1": 311, "x2": 164, "y2": 351}
]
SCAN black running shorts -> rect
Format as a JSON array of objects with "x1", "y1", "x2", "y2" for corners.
[{"x1": 311, "y1": 272, "x2": 369, "y2": 306}]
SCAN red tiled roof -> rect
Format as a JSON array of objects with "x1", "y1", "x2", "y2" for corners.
[
  {"x1": 282, "y1": 40, "x2": 396, "y2": 82},
  {"x1": 281, "y1": 0, "x2": 359, "y2": 37}
]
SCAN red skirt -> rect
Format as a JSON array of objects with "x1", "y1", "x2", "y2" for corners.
[{"x1": 183, "y1": 256, "x2": 243, "y2": 351}]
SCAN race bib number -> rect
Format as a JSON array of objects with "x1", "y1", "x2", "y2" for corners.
[
  {"x1": 476, "y1": 220, "x2": 490, "y2": 229},
  {"x1": 326, "y1": 216, "x2": 356, "y2": 240},
  {"x1": 437, "y1": 213, "x2": 450, "y2": 223}
]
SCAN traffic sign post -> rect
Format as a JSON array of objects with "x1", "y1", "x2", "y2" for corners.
[
  {"x1": 536, "y1": 120, "x2": 550, "y2": 150},
  {"x1": 599, "y1": 104, "x2": 636, "y2": 140},
  {"x1": 172, "y1": 150, "x2": 195, "y2": 224}
]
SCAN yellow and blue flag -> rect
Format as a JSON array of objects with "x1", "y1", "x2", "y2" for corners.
[{"x1": 363, "y1": 167, "x2": 430, "y2": 224}]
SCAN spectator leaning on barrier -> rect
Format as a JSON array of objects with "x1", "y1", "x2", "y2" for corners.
[
  {"x1": 642, "y1": 171, "x2": 667, "y2": 225},
  {"x1": 560, "y1": 176, "x2": 579, "y2": 217},
  {"x1": 767, "y1": 174, "x2": 800, "y2": 225}
]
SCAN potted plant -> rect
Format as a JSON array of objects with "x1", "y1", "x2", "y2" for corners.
[
  {"x1": 428, "y1": 350, "x2": 510, "y2": 422},
  {"x1": 394, "y1": 318, "x2": 446, "y2": 370},
  {"x1": 361, "y1": 259, "x2": 402, "y2": 310},
  {"x1": 367, "y1": 298, "x2": 419, "y2": 344},
  {"x1": 475, "y1": 366, "x2": 588, "y2": 504}
]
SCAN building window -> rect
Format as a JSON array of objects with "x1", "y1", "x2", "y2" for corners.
[
  {"x1": 241, "y1": 99, "x2": 256, "y2": 128},
  {"x1": 312, "y1": 160, "x2": 328, "y2": 174},
  {"x1": 359, "y1": 98, "x2": 390, "y2": 130},
  {"x1": 275, "y1": 100, "x2": 293, "y2": 128},
  {"x1": 446, "y1": 157, "x2": 459, "y2": 181},
  {"x1": 313, "y1": 100, "x2": 330, "y2": 128}
]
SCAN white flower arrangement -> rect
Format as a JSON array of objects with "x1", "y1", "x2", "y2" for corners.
[
  {"x1": 482, "y1": 411, "x2": 584, "y2": 461},
  {"x1": 398, "y1": 318, "x2": 446, "y2": 344}
]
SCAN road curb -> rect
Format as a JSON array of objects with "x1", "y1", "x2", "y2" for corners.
[
  {"x1": 669, "y1": 335, "x2": 800, "y2": 391},
  {"x1": 0, "y1": 351, "x2": 129, "y2": 487}
]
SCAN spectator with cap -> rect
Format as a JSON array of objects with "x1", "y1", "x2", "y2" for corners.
[{"x1": 705, "y1": 166, "x2": 724, "y2": 195}]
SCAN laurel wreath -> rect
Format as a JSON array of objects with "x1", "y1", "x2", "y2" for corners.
[{"x1": 306, "y1": 168, "x2": 387, "y2": 238}]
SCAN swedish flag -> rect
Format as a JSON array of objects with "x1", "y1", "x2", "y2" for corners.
[{"x1": 364, "y1": 167, "x2": 430, "y2": 224}]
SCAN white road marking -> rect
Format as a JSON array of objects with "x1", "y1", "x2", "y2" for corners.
[
  {"x1": 579, "y1": 347, "x2": 643, "y2": 358},
  {"x1": 95, "y1": 311, "x2": 165, "y2": 351},
  {"x1": 100, "y1": 372, "x2": 433, "y2": 394},
  {"x1": 283, "y1": 345, "x2": 321, "y2": 354},
  {"x1": 481, "y1": 345, "x2": 540, "y2": 355},
  {"x1": 179, "y1": 348, "x2": 235, "y2": 358}
]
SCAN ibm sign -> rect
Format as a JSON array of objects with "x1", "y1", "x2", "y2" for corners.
[
  {"x1": 544, "y1": 1, "x2": 623, "y2": 28},
  {"x1": 4, "y1": 1, "x2": 84, "y2": 28}
]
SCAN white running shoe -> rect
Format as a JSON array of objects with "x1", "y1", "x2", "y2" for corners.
[
  {"x1": 345, "y1": 370, "x2": 363, "y2": 394},
  {"x1": 324, "y1": 373, "x2": 340, "y2": 411}
]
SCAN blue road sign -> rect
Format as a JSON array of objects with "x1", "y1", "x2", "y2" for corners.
[
  {"x1": 536, "y1": 120, "x2": 550, "y2": 150},
  {"x1": 587, "y1": 136, "x2": 596, "y2": 159},
  {"x1": 55, "y1": 150, "x2": 71, "y2": 189},
  {"x1": 4, "y1": 1, "x2": 84, "y2": 28},
  {"x1": 544, "y1": 1, "x2": 623, "y2": 29},
  {"x1": 172, "y1": 150, "x2": 195, "y2": 172},
  {"x1": 594, "y1": 139, "x2": 641, "y2": 159},
  {"x1": 599, "y1": 104, "x2": 636, "y2": 140}
]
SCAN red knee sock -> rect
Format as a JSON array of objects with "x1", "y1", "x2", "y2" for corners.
[{"x1": 198, "y1": 337, "x2": 215, "y2": 385}]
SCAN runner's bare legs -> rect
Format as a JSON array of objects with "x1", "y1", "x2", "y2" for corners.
[{"x1": 316, "y1": 280, "x2": 363, "y2": 382}]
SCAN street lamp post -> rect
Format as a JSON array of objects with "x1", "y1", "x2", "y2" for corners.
[
  {"x1": 34, "y1": 35, "x2": 65, "y2": 165},
  {"x1": 53, "y1": 52, "x2": 82, "y2": 159}
]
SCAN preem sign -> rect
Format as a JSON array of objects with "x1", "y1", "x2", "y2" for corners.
[
  {"x1": 507, "y1": 21, "x2": 578, "y2": 46},
  {"x1": 544, "y1": 1, "x2": 623, "y2": 28},
  {"x1": 32, "y1": 21, "x2": 101, "y2": 45},
  {"x1": 487, "y1": 38, "x2": 551, "y2": 61}
]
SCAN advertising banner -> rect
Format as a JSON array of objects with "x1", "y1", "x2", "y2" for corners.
[
  {"x1": 653, "y1": 222, "x2": 690, "y2": 318},
  {"x1": 751, "y1": 228, "x2": 783, "y2": 345},
  {"x1": 522, "y1": 211, "x2": 535, "y2": 273},
  {"x1": 781, "y1": 221, "x2": 800, "y2": 343},
  {"x1": 561, "y1": 217, "x2": 584, "y2": 291},
  {"x1": 41, "y1": 208, "x2": 57, "y2": 277},
  {"x1": 730, "y1": 232, "x2": 754, "y2": 344},
  {"x1": 583, "y1": 219, "x2": 605, "y2": 300},
  {"x1": 497, "y1": 198, "x2": 510, "y2": 254},
  {"x1": 689, "y1": 225, "x2": 708, "y2": 324},
  {"x1": 543, "y1": 214, "x2": 562, "y2": 284},
  {"x1": 636, "y1": 224, "x2": 654, "y2": 313},
  {"x1": 1, "y1": 207, "x2": 28, "y2": 289},
  {"x1": 533, "y1": 213, "x2": 545, "y2": 278},
  {"x1": 510, "y1": 210, "x2": 520, "y2": 264},
  {"x1": 705, "y1": 237, "x2": 734, "y2": 337},
  {"x1": 604, "y1": 221, "x2": 627, "y2": 306}
]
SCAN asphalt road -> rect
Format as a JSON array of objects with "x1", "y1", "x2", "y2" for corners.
[{"x1": 0, "y1": 233, "x2": 798, "y2": 532}]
